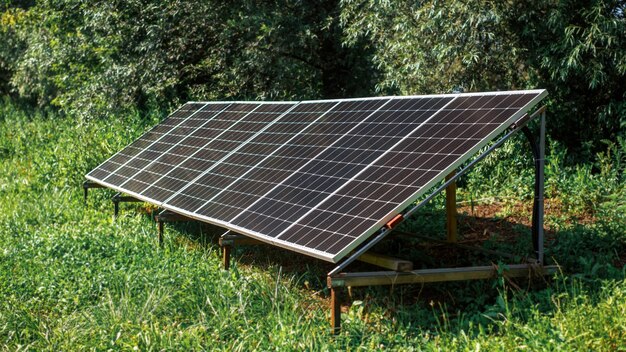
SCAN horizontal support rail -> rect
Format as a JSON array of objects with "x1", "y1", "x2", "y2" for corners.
[
  {"x1": 112, "y1": 194, "x2": 143, "y2": 202},
  {"x1": 329, "y1": 264, "x2": 559, "y2": 288},
  {"x1": 155, "y1": 210, "x2": 193, "y2": 222},
  {"x1": 83, "y1": 181, "x2": 107, "y2": 189},
  {"x1": 219, "y1": 233, "x2": 264, "y2": 247}
]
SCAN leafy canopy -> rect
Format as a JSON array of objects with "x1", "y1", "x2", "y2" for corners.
[{"x1": 1, "y1": 0, "x2": 624, "y2": 159}]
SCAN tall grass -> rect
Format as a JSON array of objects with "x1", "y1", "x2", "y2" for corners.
[{"x1": 0, "y1": 99, "x2": 625, "y2": 350}]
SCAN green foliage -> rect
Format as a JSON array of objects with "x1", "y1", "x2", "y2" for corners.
[
  {"x1": 461, "y1": 129, "x2": 626, "y2": 216},
  {"x1": 516, "y1": 0, "x2": 626, "y2": 158},
  {"x1": 0, "y1": 2, "x2": 29, "y2": 96},
  {"x1": 3, "y1": 0, "x2": 375, "y2": 119},
  {"x1": 341, "y1": 0, "x2": 626, "y2": 160},
  {"x1": 340, "y1": 0, "x2": 527, "y2": 94},
  {"x1": 2, "y1": 0, "x2": 624, "y2": 159},
  {"x1": 9, "y1": 0, "x2": 238, "y2": 116}
]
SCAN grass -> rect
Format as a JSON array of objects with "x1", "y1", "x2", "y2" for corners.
[{"x1": 1, "y1": 99, "x2": 625, "y2": 350}]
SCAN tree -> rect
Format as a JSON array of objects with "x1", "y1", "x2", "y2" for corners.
[
  {"x1": 341, "y1": 0, "x2": 527, "y2": 94},
  {"x1": 513, "y1": 0, "x2": 625, "y2": 158},
  {"x1": 341, "y1": 0, "x2": 626, "y2": 159},
  {"x1": 3, "y1": 0, "x2": 376, "y2": 118},
  {"x1": 0, "y1": 0, "x2": 34, "y2": 97}
]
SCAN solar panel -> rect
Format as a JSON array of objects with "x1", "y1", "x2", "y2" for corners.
[{"x1": 86, "y1": 90, "x2": 547, "y2": 262}]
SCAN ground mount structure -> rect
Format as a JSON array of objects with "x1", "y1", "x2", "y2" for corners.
[{"x1": 84, "y1": 90, "x2": 558, "y2": 331}]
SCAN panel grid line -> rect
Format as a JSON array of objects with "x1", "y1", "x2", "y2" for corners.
[
  {"x1": 86, "y1": 103, "x2": 192, "y2": 179},
  {"x1": 328, "y1": 92, "x2": 548, "y2": 261},
  {"x1": 295, "y1": 94, "x2": 508, "y2": 251},
  {"x1": 86, "y1": 90, "x2": 547, "y2": 263},
  {"x1": 137, "y1": 103, "x2": 293, "y2": 197},
  {"x1": 223, "y1": 98, "x2": 450, "y2": 239},
  {"x1": 226, "y1": 99, "x2": 403, "y2": 226},
  {"x1": 117, "y1": 103, "x2": 233, "y2": 189},
  {"x1": 272, "y1": 95, "x2": 461, "y2": 240},
  {"x1": 98, "y1": 152, "x2": 437, "y2": 206},
  {"x1": 100, "y1": 103, "x2": 210, "y2": 183},
  {"x1": 160, "y1": 102, "x2": 303, "y2": 205},
  {"x1": 192, "y1": 99, "x2": 387, "y2": 215}
]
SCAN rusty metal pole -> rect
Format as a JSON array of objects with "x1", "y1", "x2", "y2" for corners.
[
  {"x1": 157, "y1": 220, "x2": 164, "y2": 246},
  {"x1": 536, "y1": 111, "x2": 545, "y2": 264},
  {"x1": 445, "y1": 172, "x2": 457, "y2": 243},
  {"x1": 223, "y1": 245, "x2": 231, "y2": 270},
  {"x1": 330, "y1": 287, "x2": 342, "y2": 334}
]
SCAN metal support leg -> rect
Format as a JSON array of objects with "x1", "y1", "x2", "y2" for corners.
[
  {"x1": 330, "y1": 287, "x2": 342, "y2": 334},
  {"x1": 445, "y1": 172, "x2": 457, "y2": 243},
  {"x1": 83, "y1": 181, "x2": 106, "y2": 203},
  {"x1": 536, "y1": 112, "x2": 545, "y2": 264},
  {"x1": 223, "y1": 245, "x2": 231, "y2": 270},
  {"x1": 112, "y1": 193, "x2": 121, "y2": 219},
  {"x1": 218, "y1": 232, "x2": 265, "y2": 270},
  {"x1": 157, "y1": 220, "x2": 164, "y2": 246},
  {"x1": 522, "y1": 112, "x2": 546, "y2": 264}
]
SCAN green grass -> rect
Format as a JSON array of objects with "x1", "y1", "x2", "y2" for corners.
[{"x1": 1, "y1": 99, "x2": 625, "y2": 350}]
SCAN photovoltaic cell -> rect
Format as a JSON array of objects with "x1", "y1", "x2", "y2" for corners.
[
  {"x1": 119, "y1": 103, "x2": 235, "y2": 199},
  {"x1": 86, "y1": 102, "x2": 206, "y2": 182},
  {"x1": 230, "y1": 97, "x2": 451, "y2": 237},
  {"x1": 186, "y1": 101, "x2": 343, "y2": 221},
  {"x1": 273, "y1": 92, "x2": 543, "y2": 259},
  {"x1": 86, "y1": 90, "x2": 547, "y2": 262},
  {"x1": 163, "y1": 102, "x2": 298, "y2": 211},
  {"x1": 224, "y1": 98, "x2": 392, "y2": 233}
]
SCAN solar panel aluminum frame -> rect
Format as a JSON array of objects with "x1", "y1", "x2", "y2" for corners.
[
  {"x1": 159, "y1": 97, "x2": 398, "y2": 260},
  {"x1": 178, "y1": 91, "x2": 545, "y2": 263},
  {"x1": 146, "y1": 94, "x2": 459, "y2": 262},
  {"x1": 86, "y1": 90, "x2": 547, "y2": 264}
]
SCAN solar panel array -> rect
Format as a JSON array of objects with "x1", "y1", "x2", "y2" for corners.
[{"x1": 87, "y1": 90, "x2": 547, "y2": 262}]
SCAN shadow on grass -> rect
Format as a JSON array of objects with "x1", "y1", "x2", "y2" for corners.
[{"x1": 140, "y1": 203, "x2": 626, "y2": 333}]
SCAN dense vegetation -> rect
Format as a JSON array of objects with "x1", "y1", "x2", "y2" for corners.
[
  {"x1": 1, "y1": 0, "x2": 625, "y2": 349},
  {"x1": 2, "y1": 0, "x2": 625, "y2": 159}
]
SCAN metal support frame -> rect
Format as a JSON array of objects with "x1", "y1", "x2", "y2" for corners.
[
  {"x1": 219, "y1": 232, "x2": 264, "y2": 269},
  {"x1": 445, "y1": 172, "x2": 457, "y2": 243},
  {"x1": 83, "y1": 181, "x2": 106, "y2": 202},
  {"x1": 154, "y1": 210, "x2": 192, "y2": 245},
  {"x1": 111, "y1": 193, "x2": 143, "y2": 218},
  {"x1": 329, "y1": 264, "x2": 558, "y2": 288},
  {"x1": 82, "y1": 107, "x2": 549, "y2": 334},
  {"x1": 330, "y1": 287, "x2": 342, "y2": 333},
  {"x1": 326, "y1": 107, "x2": 549, "y2": 333},
  {"x1": 521, "y1": 111, "x2": 546, "y2": 264}
]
